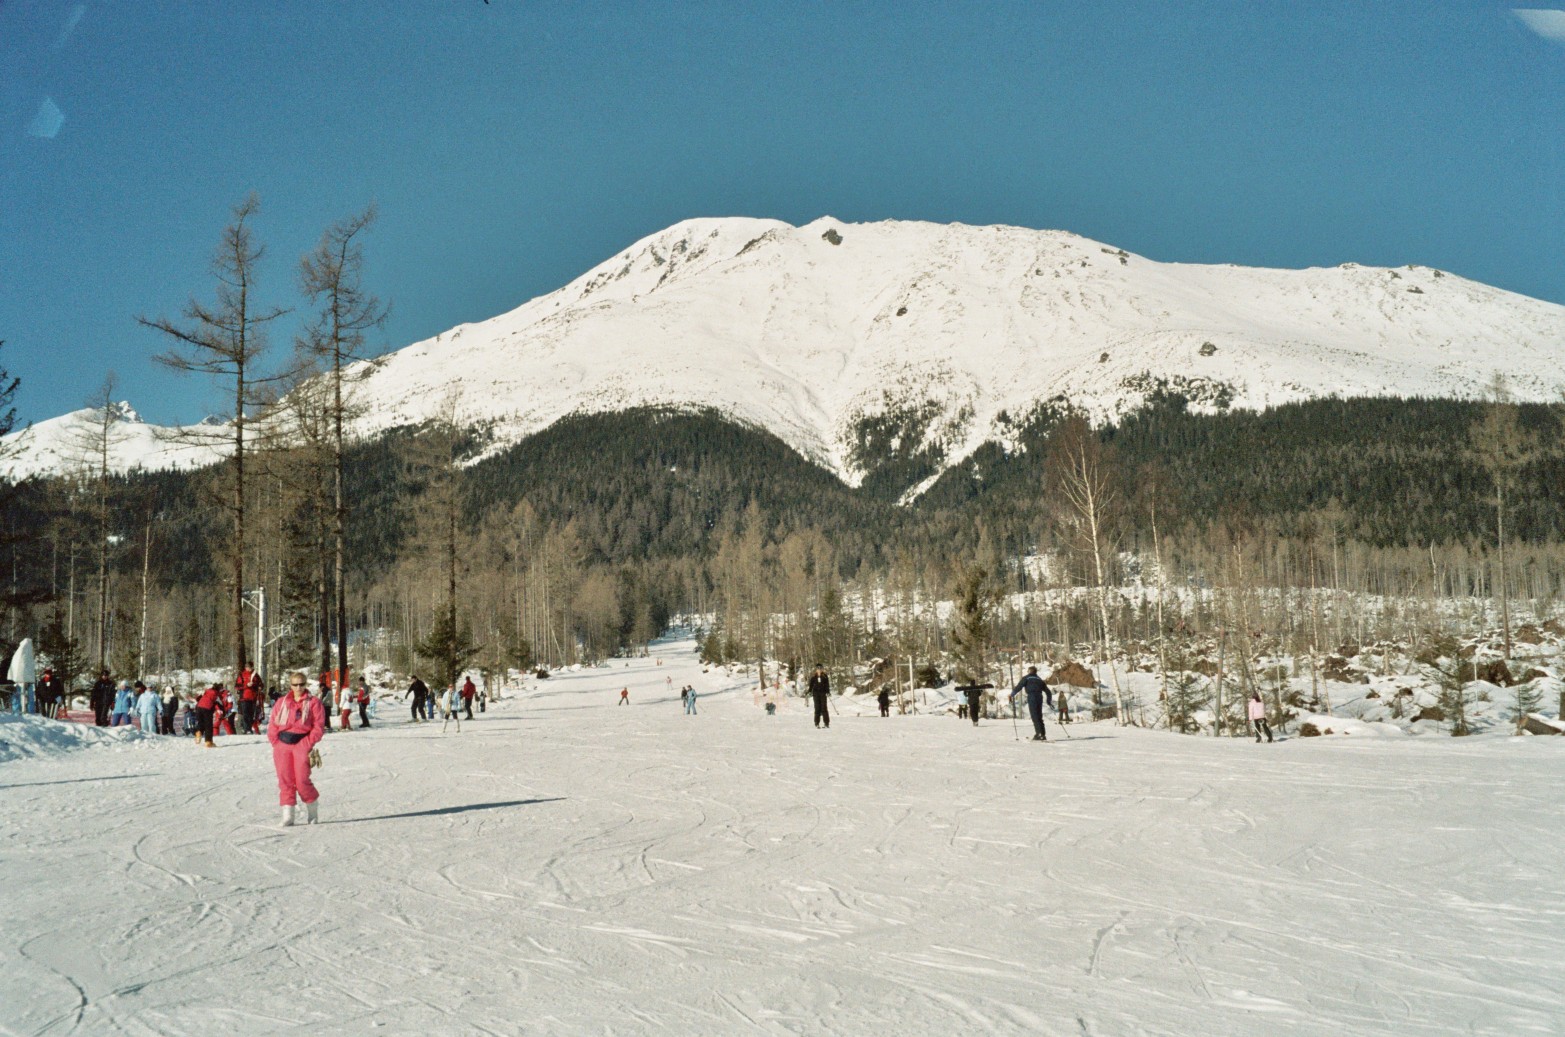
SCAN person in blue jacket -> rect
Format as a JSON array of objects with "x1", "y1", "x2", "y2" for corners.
[
  {"x1": 135, "y1": 682, "x2": 161, "y2": 733},
  {"x1": 1012, "y1": 666, "x2": 1053, "y2": 742},
  {"x1": 111, "y1": 680, "x2": 137, "y2": 726}
]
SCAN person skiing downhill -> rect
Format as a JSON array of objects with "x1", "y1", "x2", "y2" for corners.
[
  {"x1": 807, "y1": 665, "x2": 831, "y2": 729},
  {"x1": 1249, "y1": 692, "x2": 1273, "y2": 743},
  {"x1": 269, "y1": 672, "x2": 325, "y2": 826},
  {"x1": 684, "y1": 685, "x2": 697, "y2": 715},
  {"x1": 1013, "y1": 666, "x2": 1053, "y2": 742}
]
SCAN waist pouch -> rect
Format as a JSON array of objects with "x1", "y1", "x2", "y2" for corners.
[{"x1": 277, "y1": 730, "x2": 305, "y2": 745}]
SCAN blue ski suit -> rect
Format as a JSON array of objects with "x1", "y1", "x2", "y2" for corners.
[{"x1": 1013, "y1": 673, "x2": 1053, "y2": 739}]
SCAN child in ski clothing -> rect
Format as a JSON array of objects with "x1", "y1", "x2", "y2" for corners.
[
  {"x1": 269, "y1": 672, "x2": 325, "y2": 824},
  {"x1": 213, "y1": 685, "x2": 235, "y2": 737},
  {"x1": 1248, "y1": 693, "x2": 1273, "y2": 743},
  {"x1": 619, "y1": 688, "x2": 629, "y2": 706},
  {"x1": 111, "y1": 681, "x2": 137, "y2": 726},
  {"x1": 135, "y1": 683, "x2": 161, "y2": 733}
]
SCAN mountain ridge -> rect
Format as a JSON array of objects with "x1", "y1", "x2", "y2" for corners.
[{"x1": 7, "y1": 216, "x2": 1562, "y2": 487}]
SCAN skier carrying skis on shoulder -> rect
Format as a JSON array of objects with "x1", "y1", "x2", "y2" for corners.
[{"x1": 1013, "y1": 666, "x2": 1053, "y2": 742}]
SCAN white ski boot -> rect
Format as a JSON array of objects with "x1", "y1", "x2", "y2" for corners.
[
  {"x1": 280, "y1": 805, "x2": 295, "y2": 827},
  {"x1": 305, "y1": 801, "x2": 319, "y2": 825}
]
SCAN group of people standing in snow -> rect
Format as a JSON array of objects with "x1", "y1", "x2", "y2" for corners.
[{"x1": 403, "y1": 674, "x2": 479, "y2": 726}]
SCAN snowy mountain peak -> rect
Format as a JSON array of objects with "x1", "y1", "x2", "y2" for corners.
[
  {"x1": 7, "y1": 216, "x2": 1564, "y2": 484},
  {"x1": 339, "y1": 216, "x2": 1565, "y2": 486}
]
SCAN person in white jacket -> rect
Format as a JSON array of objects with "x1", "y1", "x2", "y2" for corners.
[
  {"x1": 440, "y1": 686, "x2": 461, "y2": 733},
  {"x1": 135, "y1": 683, "x2": 162, "y2": 734}
]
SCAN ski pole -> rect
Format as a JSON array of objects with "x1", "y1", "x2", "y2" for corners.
[{"x1": 1009, "y1": 691, "x2": 1019, "y2": 741}]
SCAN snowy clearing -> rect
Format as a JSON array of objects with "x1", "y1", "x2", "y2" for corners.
[{"x1": 3, "y1": 639, "x2": 1562, "y2": 1036}]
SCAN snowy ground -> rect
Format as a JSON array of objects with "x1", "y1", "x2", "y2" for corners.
[{"x1": 3, "y1": 639, "x2": 1562, "y2": 1036}]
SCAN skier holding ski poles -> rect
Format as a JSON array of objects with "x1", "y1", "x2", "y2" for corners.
[{"x1": 1012, "y1": 666, "x2": 1053, "y2": 742}]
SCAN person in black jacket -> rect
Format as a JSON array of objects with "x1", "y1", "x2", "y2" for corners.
[
  {"x1": 160, "y1": 686, "x2": 180, "y2": 734},
  {"x1": 406, "y1": 676, "x2": 430, "y2": 722},
  {"x1": 37, "y1": 666, "x2": 65, "y2": 718},
  {"x1": 877, "y1": 686, "x2": 890, "y2": 718},
  {"x1": 807, "y1": 665, "x2": 831, "y2": 729},
  {"x1": 964, "y1": 685, "x2": 984, "y2": 726},
  {"x1": 1012, "y1": 666, "x2": 1053, "y2": 741},
  {"x1": 90, "y1": 669, "x2": 115, "y2": 726}
]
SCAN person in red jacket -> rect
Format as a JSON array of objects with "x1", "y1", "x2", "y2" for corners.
[
  {"x1": 212, "y1": 683, "x2": 235, "y2": 737},
  {"x1": 460, "y1": 675, "x2": 477, "y2": 720},
  {"x1": 238, "y1": 662, "x2": 260, "y2": 734},
  {"x1": 194, "y1": 683, "x2": 219, "y2": 747},
  {"x1": 268, "y1": 671, "x2": 325, "y2": 826}
]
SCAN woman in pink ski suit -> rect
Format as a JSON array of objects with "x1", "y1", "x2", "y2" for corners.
[{"x1": 268, "y1": 671, "x2": 325, "y2": 825}]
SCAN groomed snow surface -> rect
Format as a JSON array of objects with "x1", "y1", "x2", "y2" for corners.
[{"x1": 3, "y1": 639, "x2": 1562, "y2": 1036}]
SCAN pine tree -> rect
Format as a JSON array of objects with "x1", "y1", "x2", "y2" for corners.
[
  {"x1": 139, "y1": 194, "x2": 290, "y2": 679},
  {"x1": 415, "y1": 610, "x2": 480, "y2": 693},
  {"x1": 950, "y1": 562, "x2": 999, "y2": 685}
]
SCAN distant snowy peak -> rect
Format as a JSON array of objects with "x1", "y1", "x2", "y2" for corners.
[
  {"x1": 0, "y1": 404, "x2": 223, "y2": 480},
  {"x1": 343, "y1": 215, "x2": 1565, "y2": 485},
  {"x1": 7, "y1": 216, "x2": 1564, "y2": 483}
]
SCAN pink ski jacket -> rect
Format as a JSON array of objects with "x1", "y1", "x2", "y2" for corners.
[
  {"x1": 1247, "y1": 698, "x2": 1266, "y2": 721},
  {"x1": 268, "y1": 694, "x2": 325, "y2": 750}
]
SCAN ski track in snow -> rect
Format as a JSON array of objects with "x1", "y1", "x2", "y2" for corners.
[{"x1": 3, "y1": 640, "x2": 1564, "y2": 1036}]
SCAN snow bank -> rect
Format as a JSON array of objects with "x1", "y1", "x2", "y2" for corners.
[{"x1": 0, "y1": 714, "x2": 150, "y2": 763}]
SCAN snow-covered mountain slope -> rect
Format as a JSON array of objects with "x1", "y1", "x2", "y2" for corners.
[
  {"x1": 8, "y1": 217, "x2": 1563, "y2": 482},
  {"x1": 0, "y1": 403, "x2": 224, "y2": 480},
  {"x1": 341, "y1": 216, "x2": 1565, "y2": 483}
]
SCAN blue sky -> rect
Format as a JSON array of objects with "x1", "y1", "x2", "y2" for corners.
[{"x1": 1, "y1": 1, "x2": 1560, "y2": 427}]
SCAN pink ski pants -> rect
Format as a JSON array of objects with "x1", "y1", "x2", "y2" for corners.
[{"x1": 272, "y1": 741, "x2": 319, "y2": 805}]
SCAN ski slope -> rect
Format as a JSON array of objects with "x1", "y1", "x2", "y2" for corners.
[{"x1": 3, "y1": 640, "x2": 1562, "y2": 1036}]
